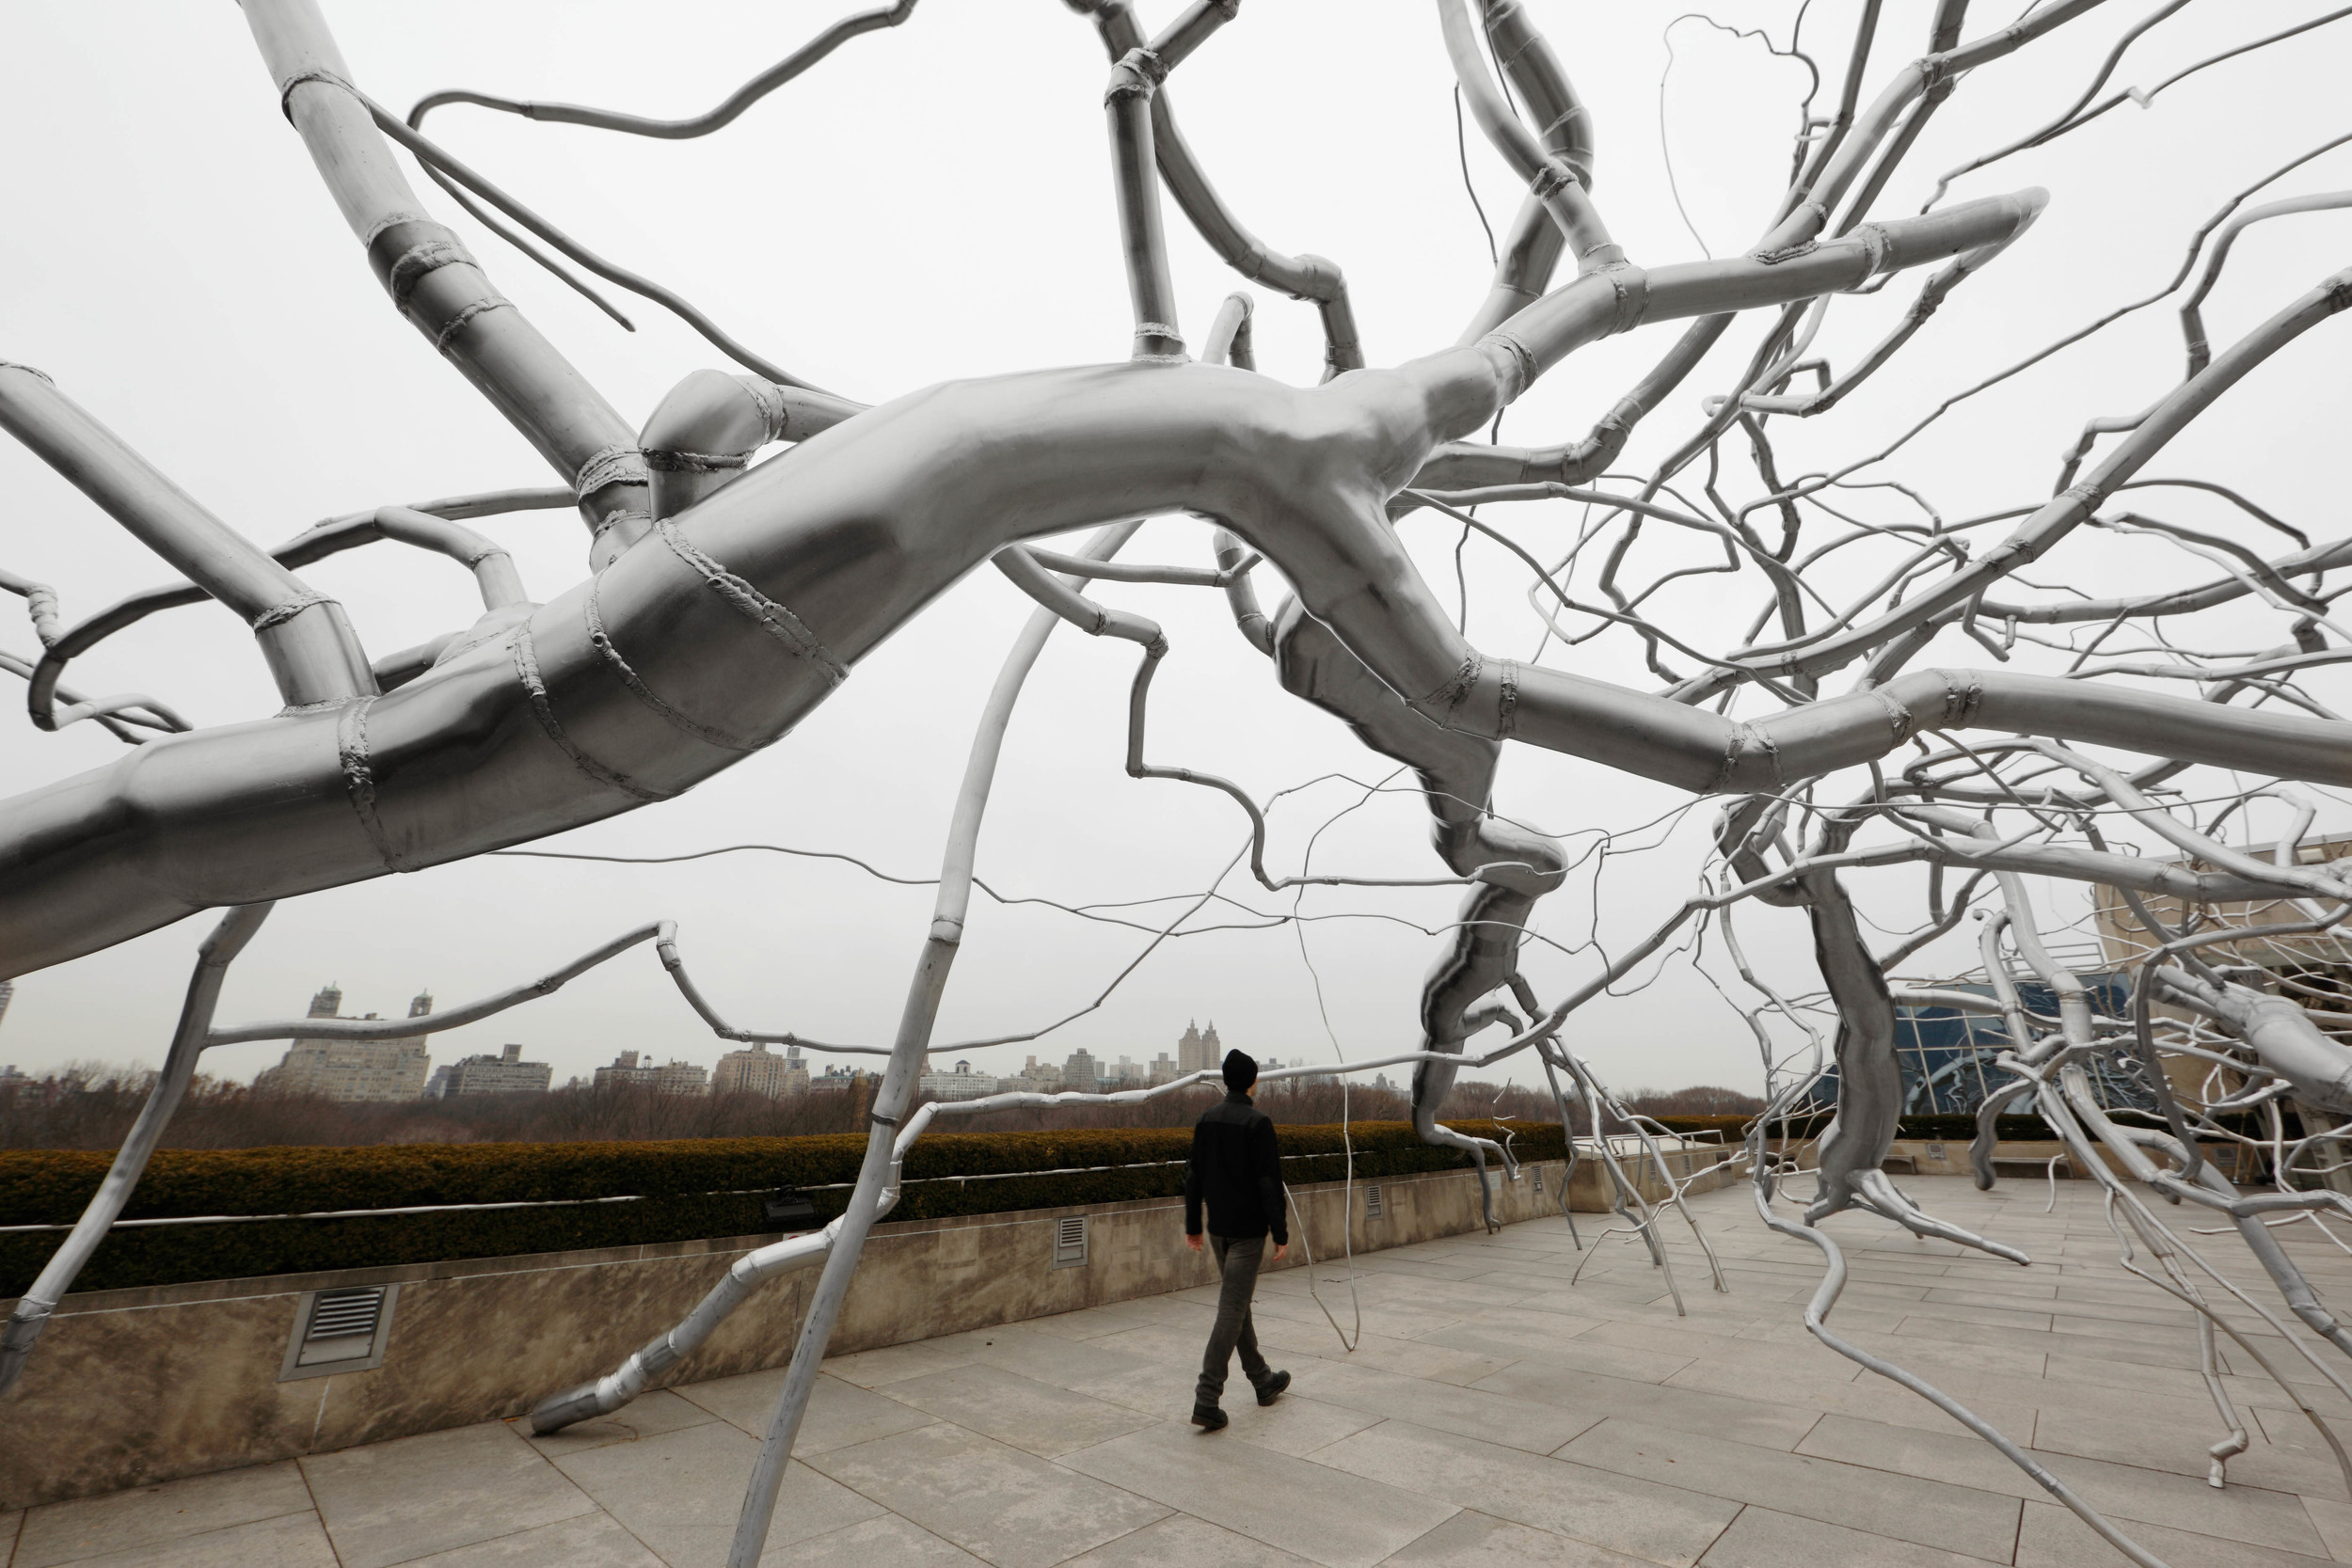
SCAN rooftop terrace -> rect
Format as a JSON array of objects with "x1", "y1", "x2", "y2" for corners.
[{"x1": 8, "y1": 1173, "x2": 2350, "y2": 1568}]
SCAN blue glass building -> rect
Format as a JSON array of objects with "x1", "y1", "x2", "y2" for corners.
[{"x1": 1800, "y1": 974, "x2": 2153, "y2": 1115}]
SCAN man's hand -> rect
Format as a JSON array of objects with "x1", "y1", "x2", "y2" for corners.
[
  {"x1": 1272, "y1": 1242, "x2": 1288, "y2": 1262},
  {"x1": 1185, "y1": 1232, "x2": 1203, "y2": 1252}
]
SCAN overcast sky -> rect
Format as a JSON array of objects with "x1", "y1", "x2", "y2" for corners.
[{"x1": 4, "y1": 1, "x2": 2348, "y2": 1097}]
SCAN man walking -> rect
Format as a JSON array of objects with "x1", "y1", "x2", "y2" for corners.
[{"x1": 1183, "y1": 1049, "x2": 1292, "y2": 1429}]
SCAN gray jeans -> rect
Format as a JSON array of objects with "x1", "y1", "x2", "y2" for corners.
[{"x1": 1196, "y1": 1233, "x2": 1273, "y2": 1407}]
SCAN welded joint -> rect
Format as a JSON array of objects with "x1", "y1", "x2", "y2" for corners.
[
  {"x1": 385, "y1": 235, "x2": 479, "y2": 313},
  {"x1": 249, "y1": 592, "x2": 330, "y2": 633},
  {"x1": 1867, "y1": 687, "x2": 1916, "y2": 746},
  {"x1": 336, "y1": 695, "x2": 416, "y2": 873},
  {"x1": 657, "y1": 519, "x2": 850, "y2": 686},
  {"x1": 507, "y1": 623, "x2": 674, "y2": 803},
  {"x1": 1476, "y1": 331, "x2": 1538, "y2": 402},
  {"x1": 583, "y1": 577, "x2": 755, "y2": 752},
  {"x1": 1104, "y1": 47, "x2": 1168, "y2": 103},
  {"x1": 737, "y1": 375, "x2": 790, "y2": 443},
  {"x1": 1849, "y1": 223, "x2": 1893, "y2": 278},
  {"x1": 643, "y1": 449, "x2": 750, "y2": 473},
  {"x1": 1420, "y1": 651, "x2": 1484, "y2": 721},
  {"x1": 429, "y1": 295, "x2": 513, "y2": 353},
  {"x1": 276, "y1": 67, "x2": 355, "y2": 122},
  {"x1": 574, "y1": 444, "x2": 651, "y2": 500},
  {"x1": 1602, "y1": 266, "x2": 1649, "y2": 334},
  {"x1": 1708, "y1": 723, "x2": 1784, "y2": 797}
]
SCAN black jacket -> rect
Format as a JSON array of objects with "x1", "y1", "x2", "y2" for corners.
[{"x1": 1184, "y1": 1092, "x2": 1287, "y2": 1243}]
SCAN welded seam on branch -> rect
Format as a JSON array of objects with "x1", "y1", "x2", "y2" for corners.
[
  {"x1": 507, "y1": 624, "x2": 673, "y2": 801},
  {"x1": 656, "y1": 518, "x2": 850, "y2": 686},
  {"x1": 336, "y1": 696, "x2": 415, "y2": 871},
  {"x1": 583, "y1": 577, "x2": 755, "y2": 752}
]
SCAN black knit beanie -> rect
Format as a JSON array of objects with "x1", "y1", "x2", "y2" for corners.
[{"x1": 1222, "y1": 1049, "x2": 1258, "y2": 1092}]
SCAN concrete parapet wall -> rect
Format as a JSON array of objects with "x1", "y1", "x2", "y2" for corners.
[
  {"x1": 1565, "y1": 1137, "x2": 1742, "y2": 1210},
  {"x1": 0, "y1": 1157, "x2": 1619, "y2": 1509}
]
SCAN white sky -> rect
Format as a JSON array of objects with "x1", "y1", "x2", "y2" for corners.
[{"x1": 4, "y1": 1, "x2": 2349, "y2": 1095}]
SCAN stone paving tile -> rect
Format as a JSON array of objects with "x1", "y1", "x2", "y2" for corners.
[
  {"x1": 16, "y1": 1461, "x2": 313, "y2": 1568},
  {"x1": 1778, "y1": 1323, "x2": 2049, "y2": 1381},
  {"x1": 1053, "y1": 1513, "x2": 1319, "y2": 1568},
  {"x1": 818, "y1": 1341, "x2": 971, "y2": 1388},
  {"x1": 1327, "y1": 1274, "x2": 1535, "y2": 1313},
  {"x1": 397, "y1": 1512, "x2": 665, "y2": 1568},
  {"x1": 2044, "y1": 1349, "x2": 2352, "y2": 1418},
  {"x1": 2299, "y1": 1494, "x2": 2352, "y2": 1561},
  {"x1": 1311, "y1": 1418, "x2": 1737, "y2": 1567},
  {"x1": 1337, "y1": 1258, "x2": 1493, "y2": 1283},
  {"x1": 2034, "y1": 1294, "x2": 2201, "y2": 1331},
  {"x1": 1888, "y1": 1298, "x2": 2058, "y2": 1334},
  {"x1": 2029, "y1": 1402, "x2": 2351, "y2": 1496},
  {"x1": 1062, "y1": 1422, "x2": 1453, "y2": 1568},
  {"x1": 1692, "y1": 1505, "x2": 1998, "y2": 1567},
  {"x1": 1905, "y1": 1274, "x2": 2060, "y2": 1304},
  {"x1": 1247, "y1": 1320, "x2": 1514, "y2": 1386},
  {"x1": 1479, "y1": 1278, "x2": 1677, "y2": 1314},
  {"x1": 1051, "y1": 1355, "x2": 1196, "y2": 1418},
  {"x1": 673, "y1": 1368, "x2": 937, "y2": 1453},
  {"x1": 1528, "y1": 1301, "x2": 1754, "y2": 1339},
  {"x1": 1019, "y1": 1298, "x2": 1193, "y2": 1339},
  {"x1": 521, "y1": 1388, "x2": 717, "y2": 1457},
  {"x1": 302, "y1": 1422, "x2": 596, "y2": 1568},
  {"x1": 923, "y1": 1323, "x2": 1164, "y2": 1391},
  {"x1": 2249, "y1": 1402, "x2": 2348, "y2": 1450},
  {"x1": 1555, "y1": 1417, "x2": 2023, "y2": 1561},
  {"x1": 18, "y1": 1512, "x2": 337, "y2": 1568},
  {"x1": 1374, "y1": 1508, "x2": 1652, "y2": 1567},
  {"x1": 1893, "y1": 1315, "x2": 2208, "y2": 1374},
  {"x1": 1283, "y1": 1357, "x2": 1597, "y2": 1454},
  {"x1": 2014, "y1": 1499, "x2": 2337, "y2": 1567},
  {"x1": 1073, "y1": 1319, "x2": 1213, "y2": 1367},
  {"x1": 549, "y1": 1420, "x2": 880, "y2": 1567},
  {"x1": 1472, "y1": 1360, "x2": 1822, "y2": 1451},
  {"x1": 1312, "y1": 1305, "x2": 1470, "y2": 1342},
  {"x1": 1794, "y1": 1412, "x2": 2330, "y2": 1556},
  {"x1": 1412, "y1": 1321, "x2": 1691, "y2": 1385},
  {"x1": 1807, "y1": 1278, "x2": 1937, "y2": 1307},
  {"x1": 760, "y1": 1513, "x2": 985, "y2": 1567},
  {"x1": 804, "y1": 1421, "x2": 1167, "y2": 1568},
  {"x1": 1204, "y1": 1386, "x2": 1386, "y2": 1455},
  {"x1": 870, "y1": 1363, "x2": 1156, "y2": 1458},
  {"x1": 1581, "y1": 1320, "x2": 1862, "y2": 1382}
]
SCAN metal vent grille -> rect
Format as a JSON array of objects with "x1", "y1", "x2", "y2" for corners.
[
  {"x1": 307, "y1": 1287, "x2": 386, "y2": 1341},
  {"x1": 281, "y1": 1282, "x2": 400, "y2": 1380},
  {"x1": 1364, "y1": 1183, "x2": 1384, "y2": 1218},
  {"x1": 1533, "y1": 1166, "x2": 1543, "y2": 1194},
  {"x1": 1052, "y1": 1214, "x2": 1088, "y2": 1268}
]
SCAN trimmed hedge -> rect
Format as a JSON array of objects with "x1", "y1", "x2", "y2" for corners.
[
  {"x1": 0, "y1": 1119, "x2": 1565, "y2": 1296},
  {"x1": 1649, "y1": 1112, "x2": 2064, "y2": 1143}
]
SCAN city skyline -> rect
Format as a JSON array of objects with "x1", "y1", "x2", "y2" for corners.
[{"x1": 0, "y1": 974, "x2": 1279, "y2": 1100}]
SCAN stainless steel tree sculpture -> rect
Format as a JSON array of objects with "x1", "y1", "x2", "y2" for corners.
[{"x1": 8, "y1": 2, "x2": 2352, "y2": 1563}]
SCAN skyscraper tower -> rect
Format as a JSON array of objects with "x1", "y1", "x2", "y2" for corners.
[
  {"x1": 1178, "y1": 1020, "x2": 1204, "y2": 1074},
  {"x1": 257, "y1": 981, "x2": 432, "y2": 1101}
]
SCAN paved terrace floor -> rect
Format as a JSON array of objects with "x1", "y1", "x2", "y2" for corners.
[{"x1": 12, "y1": 1174, "x2": 2352, "y2": 1568}]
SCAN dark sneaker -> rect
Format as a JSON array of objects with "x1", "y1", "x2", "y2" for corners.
[
  {"x1": 1254, "y1": 1370, "x2": 1291, "y2": 1406},
  {"x1": 1191, "y1": 1402, "x2": 1228, "y2": 1431}
]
